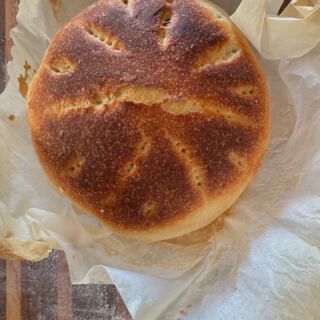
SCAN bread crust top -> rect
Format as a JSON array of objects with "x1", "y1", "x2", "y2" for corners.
[{"x1": 27, "y1": 0, "x2": 269, "y2": 236}]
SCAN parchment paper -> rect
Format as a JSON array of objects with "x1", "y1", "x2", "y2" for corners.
[{"x1": 0, "y1": 0, "x2": 320, "y2": 319}]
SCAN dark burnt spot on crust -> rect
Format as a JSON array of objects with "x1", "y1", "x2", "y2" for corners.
[{"x1": 28, "y1": 0, "x2": 269, "y2": 232}]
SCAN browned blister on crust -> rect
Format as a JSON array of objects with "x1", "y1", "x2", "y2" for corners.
[{"x1": 27, "y1": 0, "x2": 269, "y2": 242}]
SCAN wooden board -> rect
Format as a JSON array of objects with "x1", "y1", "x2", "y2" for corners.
[{"x1": 1, "y1": 252, "x2": 131, "y2": 320}]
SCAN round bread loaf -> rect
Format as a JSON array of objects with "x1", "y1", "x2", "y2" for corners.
[{"x1": 27, "y1": 0, "x2": 269, "y2": 242}]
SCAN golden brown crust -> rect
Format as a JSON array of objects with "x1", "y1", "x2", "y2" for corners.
[{"x1": 27, "y1": 0, "x2": 269, "y2": 241}]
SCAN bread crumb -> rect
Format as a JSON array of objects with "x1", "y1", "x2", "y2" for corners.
[
  {"x1": 8, "y1": 114, "x2": 15, "y2": 121},
  {"x1": 18, "y1": 60, "x2": 31, "y2": 98}
]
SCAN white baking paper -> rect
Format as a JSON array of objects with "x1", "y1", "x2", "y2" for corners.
[
  {"x1": 231, "y1": 0, "x2": 320, "y2": 59},
  {"x1": 0, "y1": 0, "x2": 320, "y2": 319}
]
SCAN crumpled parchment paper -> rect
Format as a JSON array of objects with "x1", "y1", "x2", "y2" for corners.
[
  {"x1": 0, "y1": 0, "x2": 320, "y2": 319},
  {"x1": 232, "y1": 0, "x2": 320, "y2": 59}
]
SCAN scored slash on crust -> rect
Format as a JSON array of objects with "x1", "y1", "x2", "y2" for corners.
[
  {"x1": 142, "y1": 200, "x2": 157, "y2": 218},
  {"x1": 121, "y1": 0, "x2": 134, "y2": 17},
  {"x1": 158, "y1": 6, "x2": 174, "y2": 47},
  {"x1": 193, "y1": 41, "x2": 241, "y2": 70},
  {"x1": 50, "y1": 58, "x2": 75, "y2": 74},
  {"x1": 124, "y1": 136, "x2": 151, "y2": 178},
  {"x1": 166, "y1": 134, "x2": 206, "y2": 194},
  {"x1": 228, "y1": 152, "x2": 247, "y2": 171},
  {"x1": 56, "y1": 85, "x2": 254, "y2": 127},
  {"x1": 234, "y1": 86, "x2": 257, "y2": 97},
  {"x1": 66, "y1": 156, "x2": 86, "y2": 177},
  {"x1": 99, "y1": 132, "x2": 152, "y2": 214},
  {"x1": 86, "y1": 25, "x2": 123, "y2": 51},
  {"x1": 194, "y1": 0, "x2": 227, "y2": 22}
]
